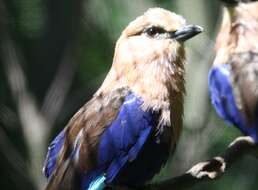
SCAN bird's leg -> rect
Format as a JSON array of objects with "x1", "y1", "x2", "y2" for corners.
[{"x1": 187, "y1": 136, "x2": 258, "y2": 180}]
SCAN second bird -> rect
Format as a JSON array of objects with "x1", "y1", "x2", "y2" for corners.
[
  {"x1": 43, "y1": 7, "x2": 202, "y2": 190},
  {"x1": 209, "y1": 0, "x2": 258, "y2": 142}
]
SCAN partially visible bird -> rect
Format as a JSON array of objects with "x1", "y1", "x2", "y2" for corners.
[
  {"x1": 209, "y1": 0, "x2": 258, "y2": 141},
  {"x1": 43, "y1": 8, "x2": 202, "y2": 190}
]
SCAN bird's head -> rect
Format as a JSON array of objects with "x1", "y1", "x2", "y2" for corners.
[
  {"x1": 219, "y1": 0, "x2": 258, "y2": 18},
  {"x1": 98, "y1": 8, "x2": 202, "y2": 143},
  {"x1": 100, "y1": 8, "x2": 202, "y2": 99},
  {"x1": 214, "y1": 0, "x2": 258, "y2": 65},
  {"x1": 120, "y1": 7, "x2": 202, "y2": 43}
]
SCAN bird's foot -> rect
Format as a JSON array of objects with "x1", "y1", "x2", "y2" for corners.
[{"x1": 187, "y1": 156, "x2": 226, "y2": 179}]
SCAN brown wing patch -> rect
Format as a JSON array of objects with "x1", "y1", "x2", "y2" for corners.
[
  {"x1": 229, "y1": 52, "x2": 258, "y2": 124},
  {"x1": 45, "y1": 87, "x2": 130, "y2": 190},
  {"x1": 65, "y1": 86, "x2": 130, "y2": 169}
]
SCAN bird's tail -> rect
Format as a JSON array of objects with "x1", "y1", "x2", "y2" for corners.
[
  {"x1": 44, "y1": 158, "x2": 81, "y2": 190},
  {"x1": 88, "y1": 175, "x2": 106, "y2": 190},
  {"x1": 44, "y1": 159, "x2": 106, "y2": 190}
]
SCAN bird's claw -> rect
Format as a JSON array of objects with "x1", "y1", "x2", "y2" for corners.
[{"x1": 187, "y1": 157, "x2": 226, "y2": 179}]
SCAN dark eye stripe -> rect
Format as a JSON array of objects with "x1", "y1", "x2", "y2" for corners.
[{"x1": 143, "y1": 26, "x2": 166, "y2": 37}]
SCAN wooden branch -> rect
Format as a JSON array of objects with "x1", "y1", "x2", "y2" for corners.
[
  {"x1": 137, "y1": 136, "x2": 258, "y2": 190},
  {"x1": 221, "y1": 136, "x2": 258, "y2": 166},
  {"x1": 139, "y1": 173, "x2": 204, "y2": 190}
]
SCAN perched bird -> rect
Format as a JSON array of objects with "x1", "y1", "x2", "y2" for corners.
[
  {"x1": 43, "y1": 8, "x2": 202, "y2": 190},
  {"x1": 209, "y1": 0, "x2": 258, "y2": 142}
]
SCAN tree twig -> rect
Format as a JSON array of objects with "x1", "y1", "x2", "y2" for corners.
[{"x1": 138, "y1": 136, "x2": 258, "y2": 190}]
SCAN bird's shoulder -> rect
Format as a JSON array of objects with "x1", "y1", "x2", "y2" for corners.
[
  {"x1": 43, "y1": 86, "x2": 167, "y2": 177},
  {"x1": 66, "y1": 86, "x2": 131, "y2": 141},
  {"x1": 43, "y1": 87, "x2": 131, "y2": 177}
]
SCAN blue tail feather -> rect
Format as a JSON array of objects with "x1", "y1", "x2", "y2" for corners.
[{"x1": 88, "y1": 175, "x2": 106, "y2": 190}]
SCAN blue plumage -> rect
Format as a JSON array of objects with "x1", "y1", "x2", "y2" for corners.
[
  {"x1": 44, "y1": 93, "x2": 170, "y2": 189},
  {"x1": 43, "y1": 129, "x2": 66, "y2": 178},
  {"x1": 208, "y1": 65, "x2": 258, "y2": 142},
  {"x1": 87, "y1": 175, "x2": 106, "y2": 190},
  {"x1": 98, "y1": 93, "x2": 169, "y2": 187}
]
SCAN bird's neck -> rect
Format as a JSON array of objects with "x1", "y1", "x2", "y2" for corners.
[
  {"x1": 214, "y1": 3, "x2": 258, "y2": 65},
  {"x1": 98, "y1": 48, "x2": 186, "y2": 142}
]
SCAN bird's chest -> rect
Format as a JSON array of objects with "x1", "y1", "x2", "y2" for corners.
[
  {"x1": 208, "y1": 64, "x2": 258, "y2": 141},
  {"x1": 111, "y1": 128, "x2": 171, "y2": 187}
]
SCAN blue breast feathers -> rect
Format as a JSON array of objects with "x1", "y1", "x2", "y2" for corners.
[{"x1": 208, "y1": 65, "x2": 258, "y2": 142}]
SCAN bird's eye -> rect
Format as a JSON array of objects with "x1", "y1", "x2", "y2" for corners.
[{"x1": 144, "y1": 26, "x2": 166, "y2": 37}]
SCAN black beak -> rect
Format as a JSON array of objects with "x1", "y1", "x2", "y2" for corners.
[
  {"x1": 171, "y1": 25, "x2": 203, "y2": 42},
  {"x1": 220, "y1": 0, "x2": 257, "y2": 6},
  {"x1": 220, "y1": 0, "x2": 238, "y2": 4}
]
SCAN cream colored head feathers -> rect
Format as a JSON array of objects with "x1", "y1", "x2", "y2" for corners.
[
  {"x1": 99, "y1": 8, "x2": 201, "y2": 99},
  {"x1": 122, "y1": 8, "x2": 186, "y2": 38}
]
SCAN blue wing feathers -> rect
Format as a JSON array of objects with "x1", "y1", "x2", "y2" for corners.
[
  {"x1": 98, "y1": 93, "x2": 155, "y2": 183},
  {"x1": 97, "y1": 93, "x2": 169, "y2": 186},
  {"x1": 209, "y1": 65, "x2": 258, "y2": 142},
  {"x1": 44, "y1": 92, "x2": 169, "y2": 189},
  {"x1": 43, "y1": 129, "x2": 66, "y2": 178}
]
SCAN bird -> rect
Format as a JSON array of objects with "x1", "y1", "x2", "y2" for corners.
[
  {"x1": 43, "y1": 7, "x2": 203, "y2": 190},
  {"x1": 209, "y1": 0, "x2": 258, "y2": 142}
]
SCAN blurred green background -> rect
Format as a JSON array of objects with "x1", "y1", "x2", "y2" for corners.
[{"x1": 0, "y1": 0, "x2": 257, "y2": 189}]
